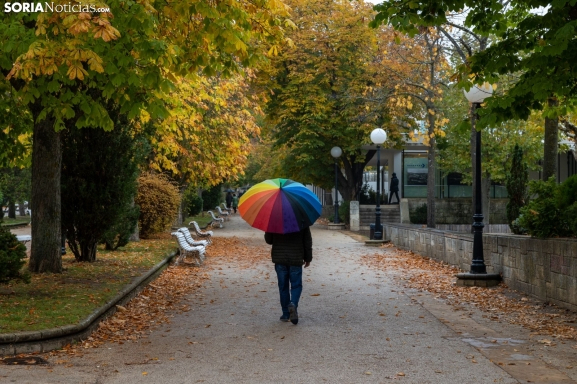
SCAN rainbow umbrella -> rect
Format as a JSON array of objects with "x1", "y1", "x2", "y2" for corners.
[{"x1": 238, "y1": 178, "x2": 322, "y2": 234}]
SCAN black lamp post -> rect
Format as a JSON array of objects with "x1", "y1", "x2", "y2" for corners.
[
  {"x1": 370, "y1": 128, "x2": 387, "y2": 240},
  {"x1": 330, "y1": 146, "x2": 342, "y2": 224},
  {"x1": 464, "y1": 84, "x2": 493, "y2": 274}
]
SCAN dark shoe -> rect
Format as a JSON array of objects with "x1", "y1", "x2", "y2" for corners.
[
  {"x1": 288, "y1": 303, "x2": 298, "y2": 325},
  {"x1": 280, "y1": 314, "x2": 290, "y2": 322}
]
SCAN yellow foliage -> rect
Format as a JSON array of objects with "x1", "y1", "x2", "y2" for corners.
[
  {"x1": 148, "y1": 72, "x2": 261, "y2": 187},
  {"x1": 135, "y1": 173, "x2": 181, "y2": 238}
]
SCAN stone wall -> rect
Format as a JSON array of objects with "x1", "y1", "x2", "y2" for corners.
[
  {"x1": 408, "y1": 198, "x2": 509, "y2": 224},
  {"x1": 320, "y1": 205, "x2": 334, "y2": 219},
  {"x1": 383, "y1": 223, "x2": 577, "y2": 311}
]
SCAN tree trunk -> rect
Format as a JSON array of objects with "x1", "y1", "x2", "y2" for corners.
[
  {"x1": 78, "y1": 240, "x2": 97, "y2": 262},
  {"x1": 543, "y1": 97, "x2": 559, "y2": 181},
  {"x1": 8, "y1": 201, "x2": 16, "y2": 219},
  {"x1": 481, "y1": 176, "x2": 491, "y2": 226},
  {"x1": 340, "y1": 150, "x2": 376, "y2": 202},
  {"x1": 174, "y1": 191, "x2": 184, "y2": 227},
  {"x1": 427, "y1": 112, "x2": 436, "y2": 228},
  {"x1": 28, "y1": 117, "x2": 62, "y2": 274},
  {"x1": 18, "y1": 202, "x2": 25, "y2": 216}
]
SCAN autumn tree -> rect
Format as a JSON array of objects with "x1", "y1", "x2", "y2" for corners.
[
  {"x1": 372, "y1": 0, "x2": 577, "y2": 181},
  {"x1": 141, "y1": 71, "x2": 265, "y2": 225},
  {"x1": 0, "y1": 85, "x2": 32, "y2": 168},
  {"x1": 437, "y1": 84, "x2": 544, "y2": 223},
  {"x1": 377, "y1": 29, "x2": 450, "y2": 228},
  {"x1": 0, "y1": 1, "x2": 289, "y2": 273},
  {"x1": 256, "y1": 0, "x2": 413, "y2": 200}
]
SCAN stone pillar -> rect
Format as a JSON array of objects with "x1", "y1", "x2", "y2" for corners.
[
  {"x1": 400, "y1": 198, "x2": 411, "y2": 224},
  {"x1": 350, "y1": 201, "x2": 360, "y2": 231}
]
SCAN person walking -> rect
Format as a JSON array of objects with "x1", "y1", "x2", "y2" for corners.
[
  {"x1": 388, "y1": 172, "x2": 400, "y2": 204},
  {"x1": 264, "y1": 227, "x2": 312, "y2": 325},
  {"x1": 232, "y1": 193, "x2": 239, "y2": 214},
  {"x1": 225, "y1": 191, "x2": 233, "y2": 209}
]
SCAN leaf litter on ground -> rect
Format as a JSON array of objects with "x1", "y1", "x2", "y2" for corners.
[
  {"x1": 47, "y1": 235, "x2": 270, "y2": 360},
  {"x1": 361, "y1": 245, "x2": 577, "y2": 341}
]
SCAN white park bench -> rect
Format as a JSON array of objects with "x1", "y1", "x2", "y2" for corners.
[
  {"x1": 177, "y1": 227, "x2": 210, "y2": 250},
  {"x1": 16, "y1": 235, "x2": 31, "y2": 244},
  {"x1": 171, "y1": 232, "x2": 205, "y2": 266},
  {"x1": 207, "y1": 211, "x2": 224, "y2": 228},
  {"x1": 221, "y1": 203, "x2": 233, "y2": 215},
  {"x1": 215, "y1": 206, "x2": 230, "y2": 221},
  {"x1": 189, "y1": 221, "x2": 213, "y2": 244}
]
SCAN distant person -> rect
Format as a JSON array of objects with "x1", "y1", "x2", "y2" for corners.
[
  {"x1": 232, "y1": 193, "x2": 239, "y2": 214},
  {"x1": 389, "y1": 173, "x2": 400, "y2": 204},
  {"x1": 264, "y1": 227, "x2": 312, "y2": 325},
  {"x1": 225, "y1": 191, "x2": 233, "y2": 209}
]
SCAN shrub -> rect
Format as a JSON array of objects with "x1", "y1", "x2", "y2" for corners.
[
  {"x1": 101, "y1": 204, "x2": 140, "y2": 250},
  {"x1": 410, "y1": 203, "x2": 427, "y2": 224},
  {"x1": 136, "y1": 173, "x2": 181, "y2": 238},
  {"x1": 518, "y1": 177, "x2": 570, "y2": 238},
  {"x1": 339, "y1": 200, "x2": 350, "y2": 224},
  {"x1": 368, "y1": 189, "x2": 386, "y2": 204},
  {"x1": 505, "y1": 144, "x2": 529, "y2": 234},
  {"x1": 328, "y1": 200, "x2": 350, "y2": 224},
  {"x1": 0, "y1": 223, "x2": 29, "y2": 284},
  {"x1": 201, "y1": 184, "x2": 223, "y2": 212},
  {"x1": 566, "y1": 203, "x2": 577, "y2": 235},
  {"x1": 358, "y1": 184, "x2": 386, "y2": 204},
  {"x1": 61, "y1": 119, "x2": 143, "y2": 261},
  {"x1": 182, "y1": 186, "x2": 203, "y2": 217},
  {"x1": 556, "y1": 174, "x2": 577, "y2": 235},
  {"x1": 358, "y1": 184, "x2": 372, "y2": 204}
]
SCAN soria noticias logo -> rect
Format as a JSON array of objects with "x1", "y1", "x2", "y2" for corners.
[{"x1": 3, "y1": 2, "x2": 110, "y2": 13}]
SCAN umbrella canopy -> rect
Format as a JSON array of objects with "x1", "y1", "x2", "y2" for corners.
[{"x1": 238, "y1": 178, "x2": 321, "y2": 234}]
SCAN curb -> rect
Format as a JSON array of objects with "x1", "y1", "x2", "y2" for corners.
[
  {"x1": 0, "y1": 249, "x2": 178, "y2": 356},
  {"x1": 1, "y1": 222, "x2": 31, "y2": 229}
]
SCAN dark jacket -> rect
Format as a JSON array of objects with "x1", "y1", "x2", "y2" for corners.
[
  {"x1": 390, "y1": 176, "x2": 399, "y2": 192},
  {"x1": 264, "y1": 227, "x2": 313, "y2": 266}
]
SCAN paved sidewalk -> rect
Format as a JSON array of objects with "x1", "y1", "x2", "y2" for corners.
[
  {"x1": 2, "y1": 216, "x2": 576, "y2": 383},
  {"x1": 9, "y1": 225, "x2": 31, "y2": 252}
]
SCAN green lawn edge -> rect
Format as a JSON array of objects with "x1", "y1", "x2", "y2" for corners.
[{"x1": 0, "y1": 239, "x2": 177, "y2": 336}]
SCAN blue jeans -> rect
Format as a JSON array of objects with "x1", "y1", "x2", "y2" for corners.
[{"x1": 275, "y1": 264, "x2": 303, "y2": 316}]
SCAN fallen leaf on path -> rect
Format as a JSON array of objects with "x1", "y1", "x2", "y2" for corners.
[{"x1": 361, "y1": 248, "x2": 577, "y2": 340}]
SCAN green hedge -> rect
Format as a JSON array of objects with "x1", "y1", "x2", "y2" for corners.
[{"x1": 518, "y1": 175, "x2": 577, "y2": 238}]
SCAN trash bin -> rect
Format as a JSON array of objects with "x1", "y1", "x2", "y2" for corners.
[{"x1": 369, "y1": 223, "x2": 383, "y2": 240}]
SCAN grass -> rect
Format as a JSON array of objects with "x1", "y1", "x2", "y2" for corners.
[
  {"x1": 0, "y1": 216, "x2": 31, "y2": 226},
  {"x1": 0, "y1": 237, "x2": 176, "y2": 334},
  {"x1": 184, "y1": 212, "x2": 215, "y2": 228}
]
